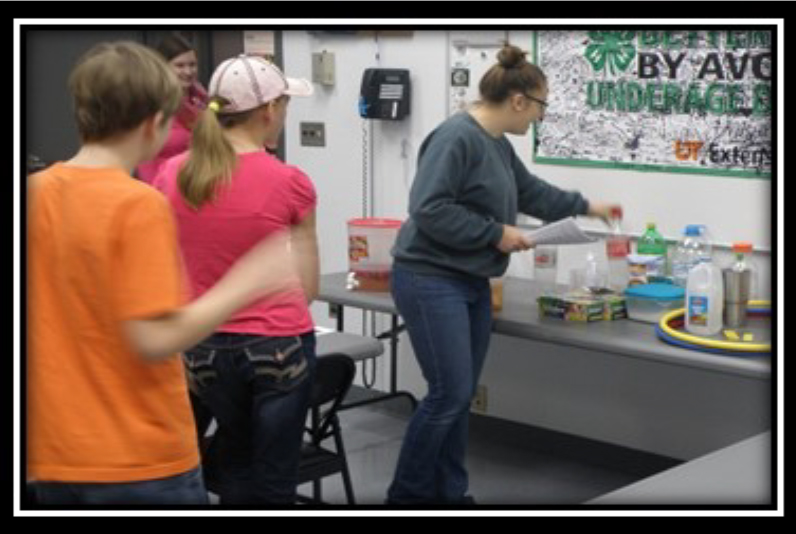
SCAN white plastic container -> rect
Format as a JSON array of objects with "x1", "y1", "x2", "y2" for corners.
[
  {"x1": 685, "y1": 261, "x2": 724, "y2": 336},
  {"x1": 624, "y1": 283, "x2": 685, "y2": 324}
]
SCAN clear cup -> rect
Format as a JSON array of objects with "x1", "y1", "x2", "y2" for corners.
[{"x1": 569, "y1": 267, "x2": 607, "y2": 293}]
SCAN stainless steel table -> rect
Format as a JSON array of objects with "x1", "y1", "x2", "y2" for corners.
[
  {"x1": 318, "y1": 272, "x2": 773, "y2": 460},
  {"x1": 495, "y1": 279, "x2": 770, "y2": 380},
  {"x1": 318, "y1": 273, "x2": 417, "y2": 411},
  {"x1": 588, "y1": 431, "x2": 772, "y2": 505},
  {"x1": 319, "y1": 272, "x2": 770, "y2": 380}
]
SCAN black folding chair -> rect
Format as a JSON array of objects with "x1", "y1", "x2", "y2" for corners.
[{"x1": 297, "y1": 354, "x2": 357, "y2": 504}]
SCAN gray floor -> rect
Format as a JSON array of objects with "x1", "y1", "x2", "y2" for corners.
[{"x1": 295, "y1": 390, "x2": 679, "y2": 507}]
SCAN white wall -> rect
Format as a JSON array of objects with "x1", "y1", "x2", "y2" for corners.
[
  {"x1": 282, "y1": 29, "x2": 774, "y2": 425},
  {"x1": 284, "y1": 30, "x2": 448, "y2": 342}
]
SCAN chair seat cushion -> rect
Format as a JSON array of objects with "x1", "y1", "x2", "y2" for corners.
[{"x1": 315, "y1": 331, "x2": 383, "y2": 361}]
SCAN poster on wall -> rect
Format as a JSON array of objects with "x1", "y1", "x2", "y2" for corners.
[{"x1": 533, "y1": 30, "x2": 772, "y2": 179}]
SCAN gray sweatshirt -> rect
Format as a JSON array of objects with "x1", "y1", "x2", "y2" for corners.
[{"x1": 393, "y1": 112, "x2": 589, "y2": 279}]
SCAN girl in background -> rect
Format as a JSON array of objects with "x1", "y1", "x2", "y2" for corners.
[{"x1": 137, "y1": 33, "x2": 208, "y2": 183}]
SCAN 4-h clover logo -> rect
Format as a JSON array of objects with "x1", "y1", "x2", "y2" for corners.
[{"x1": 584, "y1": 31, "x2": 637, "y2": 76}]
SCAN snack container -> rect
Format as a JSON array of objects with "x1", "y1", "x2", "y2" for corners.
[
  {"x1": 624, "y1": 283, "x2": 685, "y2": 323},
  {"x1": 538, "y1": 289, "x2": 627, "y2": 322}
]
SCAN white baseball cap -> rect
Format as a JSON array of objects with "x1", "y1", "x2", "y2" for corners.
[{"x1": 208, "y1": 54, "x2": 313, "y2": 113}]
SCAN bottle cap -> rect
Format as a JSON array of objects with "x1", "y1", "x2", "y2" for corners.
[
  {"x1": 684, "y1": 225, "x2": 701, "y2": 236},
  {"x1": 646, "y1": 222, "x2": 656, "y2": 229},
  {"x1": 732, "y1": 241, "x2": 753, "y2": 254},
  {"x1": 610, "y1": 206, "x2": 623, "y2": 219}
]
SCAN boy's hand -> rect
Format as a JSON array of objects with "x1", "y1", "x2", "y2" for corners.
[{"x1": 227, "y1": 231, "x2": 295, "y2": 299}]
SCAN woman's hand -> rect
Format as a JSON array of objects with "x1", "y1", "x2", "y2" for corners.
[
  {"x1": 587, "y1": 202, "x2": 623, "y2": 226},
  {"x1": 497, "y1": 225, "x2": 534, "y2": 254}
]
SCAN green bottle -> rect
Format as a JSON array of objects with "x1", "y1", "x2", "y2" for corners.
[{"x1": 637, "y1": 222, "x2": 668, "y2": 280}]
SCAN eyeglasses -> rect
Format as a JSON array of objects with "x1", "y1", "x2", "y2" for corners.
[{"x1": 524, "y1": 94, "x2": 549, "y2": 109}]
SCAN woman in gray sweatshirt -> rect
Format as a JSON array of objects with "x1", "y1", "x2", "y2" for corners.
[{"x1": 386, "y1": 44, "x2": 621, "y2": 505}]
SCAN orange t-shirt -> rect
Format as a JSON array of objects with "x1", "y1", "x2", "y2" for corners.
[{"x1": 27, "y1": 163, "x2": 199, "y2": 483}]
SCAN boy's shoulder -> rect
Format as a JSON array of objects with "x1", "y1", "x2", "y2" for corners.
[{"x1": 33, "y1": 163, "x2": 168, "y2": 210}]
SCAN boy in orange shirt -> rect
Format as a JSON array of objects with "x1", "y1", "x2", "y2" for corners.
[{"x1": 27, "y1": 41, "x2": 300, "y2": 505}]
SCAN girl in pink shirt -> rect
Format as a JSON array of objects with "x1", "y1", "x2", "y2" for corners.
[
  {"x1": 154, "y1": 54, "x2": 318, "y2": 505},
  {"x1": 137, "y1": 34, "x2": 208, "y2": 183}
]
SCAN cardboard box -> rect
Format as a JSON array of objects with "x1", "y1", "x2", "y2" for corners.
[{"x1": 538, "y1": 289, "x2": 627, "y2": 322}]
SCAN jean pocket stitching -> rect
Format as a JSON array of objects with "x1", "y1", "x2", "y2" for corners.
[
  {"x1": 183, "y1": 349, "x2": 218, "y2": 386},
  {"x1": 243, "y1": 337, "x2": 302, "y2": 365},
  {"x1": 253, "y1": 356, "x2": 308, "y2": 382},
  {"x1": 243, "y1": 337, "x2": 308, "y2": 389}
]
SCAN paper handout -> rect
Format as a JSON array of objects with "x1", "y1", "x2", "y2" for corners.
[{"x1": 526, "y1": 217, "x2": 597, "y2": 246}]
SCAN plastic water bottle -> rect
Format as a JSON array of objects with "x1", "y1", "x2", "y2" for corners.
[
  {"x1": 636, "y1": 222, "x2": 668, "y2": 280},
  {"x1": 534, "y1": 245, "x2": 558, "y2": 293},
  {"x1": 583, "y1": 251, "x2": 607, "y2": 290},
  {"x1": 686, "y1": 260, "x2": 724, "y2": 336},
  {"x1": 605, "y1": 207, "x2": 630, "y2": 292},
  {"x1": 671, "y1": 224, "x2": 712, "y2": 287}
]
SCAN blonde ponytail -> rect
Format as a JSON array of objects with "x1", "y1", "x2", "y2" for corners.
[{"x1": 177, "y1": 97, "x2": 237, "y2": 209}]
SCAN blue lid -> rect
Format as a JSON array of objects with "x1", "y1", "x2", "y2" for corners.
[
  {"x1": 685, "y1": 224, "x2": 703, "y2": 236},
  {"x1": 624, "y1": 283, "x2": 685, "y2": 301}
]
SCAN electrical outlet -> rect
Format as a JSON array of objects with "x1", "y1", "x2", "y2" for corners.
[
  {"x1": 471, "y1": 384, "x2": 488, "y2": 414},
  {"x1": 300, "y1": 122, "x2": 325, "y2": 147}
]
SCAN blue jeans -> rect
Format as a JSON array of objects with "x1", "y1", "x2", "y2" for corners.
[
  {"x1": 386, "y1": 265, "x2": 492, "y2": 504},
  {"x1": 29, "y1": 467, "x2": 208, "y2": 505},
  {"x1": 185, "y1": 332, "x2": 316, "y2": 505}
]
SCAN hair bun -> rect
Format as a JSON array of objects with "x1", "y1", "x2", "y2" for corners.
[{"x1": 497, "y1": 44, "x2": 527, "y2": 69}]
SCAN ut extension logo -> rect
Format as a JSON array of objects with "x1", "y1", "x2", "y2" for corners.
[
  {"x1": 674, "y1": 140, "x2": 704, "y2": 161},
  {"x1": 674, "y1": 140, "x2": 771, "y2": 168}
]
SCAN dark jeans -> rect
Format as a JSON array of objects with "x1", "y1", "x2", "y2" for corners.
[
  {"x1": 185, "y1": 331, "x2": 316, "y2": 505},
  {"x1": 29, "y1": 467, "x2": 208, "y2": 505},
  {"x1": 386, "y1": 265, "x2": 492, "y2": 504}
]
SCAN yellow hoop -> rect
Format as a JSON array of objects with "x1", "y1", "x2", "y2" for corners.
[{"x1": 658, "y1": 300, "x2": 772, "y2": 353}]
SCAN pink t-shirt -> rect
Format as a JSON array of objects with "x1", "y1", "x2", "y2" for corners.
[
  {"x1": 137, "y1": 84, "x2": 207, "y2": 184},
  {"x1": 136, "y1": 121, "x2": 192, "y2": 184},
  {"x1": 154, "y1": 151, "x2": 317, "y2": 336}
]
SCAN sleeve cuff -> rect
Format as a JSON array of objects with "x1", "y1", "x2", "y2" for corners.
[{"x1": 488, "y1": 222, "x2": 504, "y2": 247}]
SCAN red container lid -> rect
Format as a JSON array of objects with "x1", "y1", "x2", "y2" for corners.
[
  {"x1": 348, "y1": 218, "x2": 402, "y2": 229},
  {"x1": 732, "y1": 241, "x2": 753, "y2": 253}
]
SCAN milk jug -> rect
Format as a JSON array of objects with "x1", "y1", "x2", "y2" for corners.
[{"x1": 685, "y1": 261, "x2": 724, "y2": 336}]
